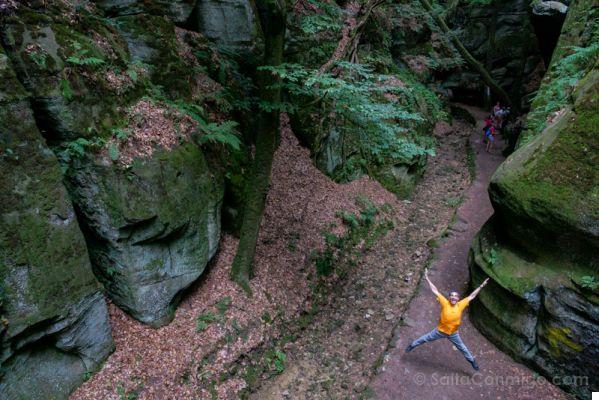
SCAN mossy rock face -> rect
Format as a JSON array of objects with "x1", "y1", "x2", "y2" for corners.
[
  {"x1": 469, "y1": 6, "x2": 598, "y2": 395},
  {"x1": 65, "y1": 143, "x2": 224, "y2": 326},
  {"x1": 0, "y1": 7, "x2": 138, "y2": 142},
  {"x1": 0, "y1": 49, "x2": 113, "y2": 400},
  {"x1": 489, "y1": 71, "x2": 598, "y2": 258},
  {"x1": 191, "y1": 0, "x2": 263, "y2": 57},
  {"x1": 96, "y1": 0, "x2": 197, "y2": 24},
  {"x1": 1, "y1": 2, "x2": 234, "y2": 326},
  {"x1": 469, "y1": 222, "x2": 598, "y2": 399},
  {"x1": 289, "y1": 94, "x2": 433, "y2": 199},
  {"x1": 443, "y1": 0, "x2": 544, "y2": 107},
  {"x1": 518, "y1": 0, "x2": 598, "y2": 146}
]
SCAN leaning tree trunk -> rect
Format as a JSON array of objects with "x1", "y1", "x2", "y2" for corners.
[
  {"x1": 419, "y1": 0, "x2": 514, "y2": 108},
  {"x1": 230, "y1": 0, "x2": 287, "y2": 293}
]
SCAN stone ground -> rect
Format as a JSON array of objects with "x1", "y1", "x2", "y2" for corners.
[
  {"x1": 369, "y1": 105, "x2": 571, "y2": 400},
  {"x1": 250, "y1": 115, "x2": 475, "y2": 399}
]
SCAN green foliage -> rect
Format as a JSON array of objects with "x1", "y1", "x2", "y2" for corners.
[
  {"x1": 393, "y1": 0, "x2": 464, "y2": 72},
  {"x1": 487, "y1": 248, "x2": 498, "y2": 267},
  {"x1": 126, "y1": 68, "x2": 138, "y2": 82},
  {"x1": 299, "y1": 0, "x2": 342, "y2": 34},
  {"x1": 445, "y1": 196, "x2": 462, "y2": 207},
  {"x1": 116, "y1": 382, "x2": 138, "y2": 400},
  {"x1": 1, "y1": 147, "x2": 18, "y2": 161},
  {"x1": 66, "y1": 41, "x2": 105, "y2": 67},
  {"x1": 261, "y1": 62, "x2": 436, "y2": 167},
  {"x1": 196, "y1": 297, "x2": 232, "y2": 332},
  {"x1": 523, "y1": 43, "x2": 599, "y2": 143},
  {"x1": 108, "y1": 143, "x2": 119, "y2": 161},
  {"x1": 197, "y1": 121, "x2": 241, "y2": 150},
  {"x1": 264, "y1": 349, "x2": 286, "y2": 374},
  {"x1": 112, "y1": 127, "x2": 130, "y2": 141},
  {"x1": 579, "y1": 276, "x2": 598, "y2": 290},
  {"x1": 261, "y1": 311, "x2": 273, "y2": 324},
  {"x1": 196, "y1": 311, "x2": 219, "y2": 332},
  {"x1": 148, "y1": 85, "x2": 242, "y2": 151},
  {"x1": 60, "y1": 78, "x2": 74, "y2": 101},
  {"x1": 27, "y1": 47, "x2": 48, "y2": 68},
  {"x1": 215, "y1": 296, "x2": 232, "y2": 316},
  {"x1": 313, "y1": 198, "x2": 393, "y2": 278},
  {"x1": 56, "y1": 137, "x2": 106, "y2": 169}
]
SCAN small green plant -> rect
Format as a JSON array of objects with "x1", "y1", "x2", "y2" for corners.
[
  {"x1": 60, "y1": 78, "x2": 74, "y2": 101},
  {"x1": 66, "y1": 41, "x2": 105, "y2": 67},
  {"x1": 261, "y1": 311, "x2": 273, "y2": 324},
  {"x1": 112, "y1": 128, "x2": 131, "y2": 141},
  {"x1": 313, "y1": 199, "x2": 393, "y2": 280},
  {"x1": 487, "y1": 248, "x2": 498, "y2": 267},
  {"x1": 82, "y1": 371, "x2": 93, "y2": 381},
  {"x1": 27, "y1": 47, "x2": 47, "y2": 67},
  {"x1": 215, "y1": 296, "x2": 232, "y2": 316},
  {"x1": 108, "y1": 143, "x2": 119, "y2": 161},
  {"x1": 116, "y1": 382, "x2": 138, "y2": 400},
  {"x1": 147, "y1": 85, "x2": 242, "y2": 151},
  {"x1": 579, "y1": 276, "x2": 598, "y2": 290},
  {"x1": 264, "y1": 348, "x2": 286, "y2": 374},
  {"x1": 445, "y1": 196, "x2": 462, "y2": 207},
  {"x1": 1, "y1": 147, "x2": 18, "y2": 161},
  {"x1": 56, "y1": 137, "x2": 106, "y2": 170},
  {"x1": 196, "y1": 311, "x2": 219, "y2": 332}
]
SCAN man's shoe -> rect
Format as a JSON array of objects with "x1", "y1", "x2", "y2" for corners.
[
  {"x1": 470, "y1": 359, "x2": 479, "y2": 371},
  {"x1": 405, "y1": 344, "x2": 415, "y2": 353}
]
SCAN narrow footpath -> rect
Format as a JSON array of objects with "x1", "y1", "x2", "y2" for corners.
[{"x1": 370, "y1": 106, "x2": 570, "y2": 400}]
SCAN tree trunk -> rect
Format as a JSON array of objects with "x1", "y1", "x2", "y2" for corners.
[
  {"x1": 419, "y1": 0, "x2": 514, "y2": 108},
  {"x1": 318, "y1": 0, "x2": 384, "y2": 76},
  {"x1": 230, "y1": 0, "x2": 287, "y2": 294}
]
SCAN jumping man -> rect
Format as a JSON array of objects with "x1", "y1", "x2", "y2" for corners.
[{"x1": 405, "y1": 269, "x2": 490, "y2": 370}]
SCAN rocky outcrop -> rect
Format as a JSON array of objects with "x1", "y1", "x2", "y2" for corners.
[
  {"x1": 191, "y1": 0, "x2": 262, "y2": 55},
  {"x1": 0, "y1": 2, "x2": 227, "y2": 326},
  {"x1": 444, "y1": 0, "x2": 546, "y2": 108},
  {"x1": 67, "y1": 144, "x2": 223, "y2": 326},
  {"x1": 468, "y1": 1, "x2": 598, "y2": 397},
  {"x1": 96, "y1": 0, "x2": 197, "y2": 24},
  {"x1": 0, "y1": 47, "x2": 114, "y2": 400}
]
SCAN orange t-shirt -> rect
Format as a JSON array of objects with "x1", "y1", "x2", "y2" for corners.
[{"x1": 437, "y1": 294, "x2": 469, "y2": 334}]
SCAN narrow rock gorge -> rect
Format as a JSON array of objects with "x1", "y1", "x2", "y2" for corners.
[{"x1": 468, "y1": 1, "x2": 598, "y2": 397}]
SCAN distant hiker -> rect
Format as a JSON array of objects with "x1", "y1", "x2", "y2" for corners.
[
  {"x1": 405, "y1": 268, "x2": 490, "y2": 371},
  {"x1": 492, "y1": 102, "x2": 503, "y2": 127},
  {"x1": 493, "y1": 102, "x2": 501, "y2": 117},
  {"x1": 485, "y1": 125, "x2": 495, "y2": 153},
  {"x1": 482, "y1": 116, "x2": 493, "y2": 141}
]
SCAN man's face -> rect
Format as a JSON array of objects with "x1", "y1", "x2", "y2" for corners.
[{"x1": 449, "y1": 292, "x2": 460, "y2": 305}]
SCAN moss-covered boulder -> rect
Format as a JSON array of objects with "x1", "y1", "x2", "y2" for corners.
[
  {"x1": 289, "y1": 73, "x2": 438, "y2": 199},
  {"x1": 0, "y1": 48, "x2": 114, "y2": 400},
  {"x1": 468, "y1": 2, "x2": 598, "y2": 397},
  {"x1": 0, "y1": 2, "x2": 230, "y2": 326},
  {"x1": 66, "y1": 141, "x2": 223, "y2": 326}
]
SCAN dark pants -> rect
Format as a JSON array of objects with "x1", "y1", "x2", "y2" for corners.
[{"x1": 410, "y1": 328, "x2": 475, "y2": 362}]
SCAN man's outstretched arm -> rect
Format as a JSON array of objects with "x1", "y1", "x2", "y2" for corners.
[
  {"x1": 424, "y1": 268, "x2": 441, "y2": 296},
  {"x1": 467, "y1": 278, "x2": 490, "y2": 301}
]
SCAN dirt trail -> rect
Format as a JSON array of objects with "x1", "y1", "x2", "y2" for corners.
[
  {"x1": 251, "y1": 116, "x2": 475, "y2": 399},
  {"x1": 370, "y1": 106, "x2": 570, "y2": 400}
]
